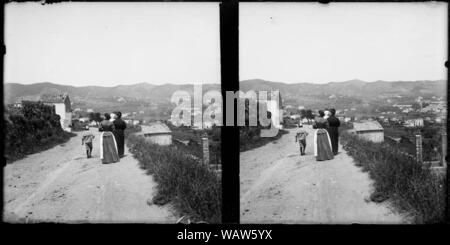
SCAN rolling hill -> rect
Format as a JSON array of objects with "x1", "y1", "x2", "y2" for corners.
[
  {"x1": 4, "y1": 79, "x2": 446, "y2": 113},
  {"x1": 239, "y1": 79, "x2": 446, "y2": 100}
]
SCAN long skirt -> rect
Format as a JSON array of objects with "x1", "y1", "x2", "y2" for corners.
[
  {"x1": 113, "y1": 130, "x2": 125, "y2": 157},
  {"x1": 314, "y1": 128, "x2": 334, "y2": 161},
  {"x1": 99, "y1": 132, "x2": 119, "y2": 164},
  {"x1": 327, "y1": 127, "x2": 339, "y2": 154}
]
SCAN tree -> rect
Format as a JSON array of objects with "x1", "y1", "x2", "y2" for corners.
[
  {"x1": 299, "y1": 109, "x2": 307, "y2": 118},
  {"x1": 411, "y1": 102, "x2": 422, "y2": 111},
  {"x1": 88, "y1": 112, "x2": 102, "y2": 122},
  {"x1": 305, "y1": 109, "x2": 315, "y2": 120}
]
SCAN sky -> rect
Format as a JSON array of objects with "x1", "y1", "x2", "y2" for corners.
[
  {"x1": 240, "y1": 2, "x2": 448, "y2": 84},
  {"x1": 4, "y1": 2, "x2": 220, "y2": 86}
]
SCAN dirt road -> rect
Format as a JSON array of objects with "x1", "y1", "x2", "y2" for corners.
[
  {"x1": 3, "y1": 128, "x2": 175, "y2": 223},
  {"x1": 240, "y1": 125, "x2": 406, "y2": 224}
]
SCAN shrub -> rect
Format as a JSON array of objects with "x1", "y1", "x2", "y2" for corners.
[
  {"x1": 282, "y1": 117, "x2": 300, "y2": 129},
  {"x1": 340, "y1": 130, "x2": 446, "y2": 223},
  {"x1": 127, "y1": 134, "x2": 221, "y2": 223},
  {"x1": 5, "y1": 102, "x2": 75, "y2": 162},
  {"x1": 166, "y1": 122, "x2": 221, "y2": 166},
  {"x1": 124, "y1": 123, "x2": 141, "y2": 138}
]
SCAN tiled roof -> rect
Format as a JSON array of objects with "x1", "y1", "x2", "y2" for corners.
[
  {"x1": 353, "y1": 120, "x2": 383, "y2": 132},
  {"x1": 136, "y1": 123, "x2": 172, "y2": 135},
  {"x1": 39, "y1": 92, "x2": 69, "y2": 103}
]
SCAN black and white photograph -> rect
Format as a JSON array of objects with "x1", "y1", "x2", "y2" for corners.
[
  {"x1": 239, "y1": 2, "x2": 447, "y2": 224},
  {"x1": 3, "y1": 1, "x2": 222, "y2": 223},
  {"x1": 2, "y1": 0, "x2": 449, "y2": 236}
]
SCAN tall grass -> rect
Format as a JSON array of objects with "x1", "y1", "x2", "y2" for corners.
[
  {"x1": 340, "y1": 131, "x2": 446, "y2": 223},
  {"x1": 127, "y1": 134, "x2": 221, "y2": 223}
]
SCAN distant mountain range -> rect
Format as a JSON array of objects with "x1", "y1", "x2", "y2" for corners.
[
  {"x1": 240, "y1": 79, "x2": 446, "y2": 100},
  {"x1": 4, "y1": 79, "x2": 446, "y2": 111}
]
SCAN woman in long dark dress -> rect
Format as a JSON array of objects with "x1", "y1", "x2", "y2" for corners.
[
  {"x1": 99, "y1": 113, "x2": 119, "y2": 164},
  {"x1": 312, "y1": 110, "x2": 334, "y2": 161},
  {"x1": 326, "y1": 108, "x2": 340, "y2": 155},
  {"x1": 112, "y1": 111, "x2": 127, "y2": 158}
]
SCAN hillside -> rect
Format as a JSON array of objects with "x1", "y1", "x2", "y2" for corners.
[
  {"x1": 240, "y1": 79, "x2": 446, "y2": 99},
  {"x1": 240, "y1": 79, "x2": 446, "y2": 110},
  {"x1": 5, "y1": 82, "x2": 221, "y2": 102},
  {"x1": 4, "y1": 79, "x2": 446, "y2": 113},
  {"x1": 4, "y1": 82, "x2": 221, "y2": 114}
]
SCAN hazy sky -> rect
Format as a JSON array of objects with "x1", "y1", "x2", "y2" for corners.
[
  {"x1": 240, "y1": 2, "x2": 448, "y2": 84},
  {"x1": 5, "y1": 2, "x2": 220, "y2": 86}
]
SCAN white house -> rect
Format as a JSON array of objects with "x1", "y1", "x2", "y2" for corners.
[
  {"x1": 78, "y1": 117, "x2": 90, "y2": 123},
  {"x1": 89, "y1": 121, "x2": 98, "y2": 127},
  {"x1": 351, "y1": 120, "x2": 384, "y2": 143},
  {"x1": 136, "y1": 123, "x2": 172, "y2": 145},
  {"x1": 40, "y1": 93, "x2": 72, "y2": 132},
  {"x1": 262, "y1": 91, "x2": 283, "y2": 130},
  {"x1": 404, "y1": 118, "x2": 424, "y2": 128}
]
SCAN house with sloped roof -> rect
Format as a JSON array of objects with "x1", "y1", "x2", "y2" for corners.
[
  {"x1": 404, "y1": 118, "x2": 424, "y2": 128},
  {"x1": 350, "y1": 120, "x2": 384, "y2": 143},
  {"x1": 15, "y1": 92, "x2": 73, "y2": 131},
  {"x1": 259, "y1": 90, "x2": 283, "y2": 130},
  {"x1": 40, "y1": 92, "x2": 72, "y2": 131},
  {"x1": 135, "y1": 123, "x2": 172, "y2": 145}
]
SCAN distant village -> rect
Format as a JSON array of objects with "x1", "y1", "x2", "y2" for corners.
[
  {"x1": 284, "y1": 95, "x2": 446, "y2": 128},
  {"x1": 282, "y1": 94, "x2": 447, "y2": 165},
  {"x1": 11, "y1": 90, "x2": 446, "y2": 135},
  {"x1": 11, "y1": 93, "x2": 147, "y2": 131}
]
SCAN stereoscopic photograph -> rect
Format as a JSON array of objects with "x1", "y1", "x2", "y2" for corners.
[
  {"x1": 239, "y1": 2, "x2": 447, "y2": 224},
  {"x1": 4, "y1": 1, "x2": 222, "y2": 223},
  {"x1": 2, "y1": 0, "x2": 448, "y2": 228}
]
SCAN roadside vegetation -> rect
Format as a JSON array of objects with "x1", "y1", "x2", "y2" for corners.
[
  {"x1": 340, "y1": 128, "x2": 446, "y2": 223},
  {"x1": 126, "y1": 130, "x2": 221, "y2": 223},
  {"x1": 4, "y1": 101, "x2": 75, "y2": 163},
  {"x1": 124, "y1": 124, "x2": 142, "y2": 137},
  {"x1": 167, "y1": 122, "x2": 221, "y2": 166}
]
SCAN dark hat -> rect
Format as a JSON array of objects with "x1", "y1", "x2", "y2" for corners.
[
  {"x1": 318, "y1": 110, "x2": 325, "y2": 117},
  {"x1": 330, "y1": 108, "x2": 336, "y2": 115}
]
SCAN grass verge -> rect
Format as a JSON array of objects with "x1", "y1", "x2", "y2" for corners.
[
  {"x1": 340, "y1": 130, "x2": 446, "y2": 223},
  {"x1": 127, "y1": 133, "x2": 221, "y2": 223}
]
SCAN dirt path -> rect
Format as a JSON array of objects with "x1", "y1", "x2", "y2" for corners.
[
  {"x1": 3, "y1": 128, "x2": 176, "y2": 223},
  {"x1": 240, "y1": 125, "x2": 406, "y2": 224}
]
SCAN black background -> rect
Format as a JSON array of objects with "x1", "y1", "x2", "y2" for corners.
[{"x1": 1, "y1": 0, "x2": 449, "y2": 241}]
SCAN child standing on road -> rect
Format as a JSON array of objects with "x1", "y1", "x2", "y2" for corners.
[
  {"x1": 82, "y1": 129, "x2": 95, "y2": 158},
  {"x1": 295, "y1": 126, "x2": 309, "y2": 156}
]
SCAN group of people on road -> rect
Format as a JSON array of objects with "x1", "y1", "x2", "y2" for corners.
[
  {"x1": 295, "y1": 108, "x2": 340, "y2": 161},
  {"x1": 81, "y1": 111, "x2": 127, "y2": 164}
]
